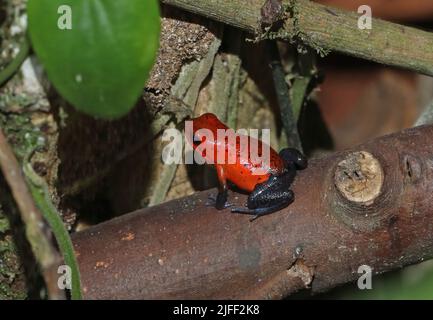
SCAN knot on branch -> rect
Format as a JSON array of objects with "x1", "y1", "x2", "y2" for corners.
[
  {"x1": 335, "y1": 151, "x2": 383, "y2": 205},
  {"x1": 329, "y1": 150, "x2": 399, "y2": 232},
  {"x1": 260, "y1": 0, "x2": 285, "y2": 31},
  {"x1": 251, "y1": 0, "x2": 289, "y2": 43},
  {"x1": 254, "y1": 0, "x2": 330, "y2": 57}
]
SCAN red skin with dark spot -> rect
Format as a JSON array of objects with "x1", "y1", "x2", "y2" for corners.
[{"x1": 189, "y1": 113, "x2": 285, "y2": 192}]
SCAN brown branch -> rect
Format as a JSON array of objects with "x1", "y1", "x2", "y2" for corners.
[
  {"x1": 72, "y1": 124, "x2": 433, "y2": 299},
  {"x1": 160, "y1": 0, "x2": 433, "y2": 76},
  {"x1": 0, "y1": 128, "x2": 64, "y2": 300}
]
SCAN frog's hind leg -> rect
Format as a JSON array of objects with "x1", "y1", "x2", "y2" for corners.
[{"x1": 231, "y1": 190, "x2": 294, "y2": 221}]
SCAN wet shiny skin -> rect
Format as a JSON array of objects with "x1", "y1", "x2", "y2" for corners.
[{"x1": 189, "y1": 113, "x2": 307, "y2": 219}]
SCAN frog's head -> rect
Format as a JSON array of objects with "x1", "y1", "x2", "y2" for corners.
[{"x1": 187, "y1": 113, "x2": 228, "y2": 150}]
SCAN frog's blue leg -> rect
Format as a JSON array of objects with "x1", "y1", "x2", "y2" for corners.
[{"x1": 231, "y1": 190, "x2": 294, "y2": 221}]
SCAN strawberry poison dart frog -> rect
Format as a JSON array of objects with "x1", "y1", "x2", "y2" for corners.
[{"x1": 188, "y1": 113, "x2": 307, "y2": 220}]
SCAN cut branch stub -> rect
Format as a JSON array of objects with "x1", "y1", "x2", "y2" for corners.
[
  {"x1": 334, "y1": 151, "x2": 384, "y2": 206},
  {"x1": 330, "y1": 150, "x2": 394, "y2": 232}
]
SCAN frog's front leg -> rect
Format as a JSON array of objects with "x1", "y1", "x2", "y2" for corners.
[
  {"x1": 207, "y1": 164, "x2": 232, "y2": 210},
  {"x1": 231, "y1": 172, "x2": 295, "y2": 220}
]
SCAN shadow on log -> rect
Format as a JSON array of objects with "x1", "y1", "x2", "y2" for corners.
[{"x1": 72, "y1": 124, "x2": 433, "y2": 299}]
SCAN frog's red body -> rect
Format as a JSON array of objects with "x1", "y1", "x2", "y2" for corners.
[{"x1": 190, "y1": 113, "x2": 285, "y2": 192}]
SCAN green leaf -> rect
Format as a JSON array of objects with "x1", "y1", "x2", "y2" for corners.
[{"x1": 27, "y1": 0, "x2": 160, "y2": 119}]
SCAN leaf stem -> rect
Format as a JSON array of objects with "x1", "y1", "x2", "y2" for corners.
[
  {"x1": 0, "y1": 36, "x2": 30, "y2": 87},
  {"x1": 266, "y1": 40, "x2": 302, "y2": 151},
  {"x1": 23, "y1": 151, "x2": 82, "y2": 300}
]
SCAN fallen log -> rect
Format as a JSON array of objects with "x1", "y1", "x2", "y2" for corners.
[{"x1": 72, "y1": 124, "x2": 433, "y2": 299}]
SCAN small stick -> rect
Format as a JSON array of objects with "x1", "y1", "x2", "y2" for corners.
[{"x1": 0, "y1": 128, "x2": 65, "y2": 299}]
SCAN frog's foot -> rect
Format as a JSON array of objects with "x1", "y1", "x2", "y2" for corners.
[
  {"x1": 206, "y1": 193, "x2": 232, "y2": 210},
  {"x1": 231, "y1": 200, "x2": 292, "y2": 221}
]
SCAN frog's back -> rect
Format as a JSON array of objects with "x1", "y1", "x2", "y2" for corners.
[
  {"x1": 191, "y1": 113, "x2": 285, "y2": 192},
  {"x1": 223, "y1": 138, "x2": 284, "y2": 192}
]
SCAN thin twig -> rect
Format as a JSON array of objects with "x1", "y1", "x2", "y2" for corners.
[
  {"x1": 161, "y1": 0, "x2": 433, "y2": 76},
  {"x1": 0, "y1": 128, "x2": 64, "y2": 299},
  {"x1": 267, "y1": 40, "x2": 302, "y2": 151},
  {"x1": 23, "y1": 149, "x2": 82, "y2": 300}
]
